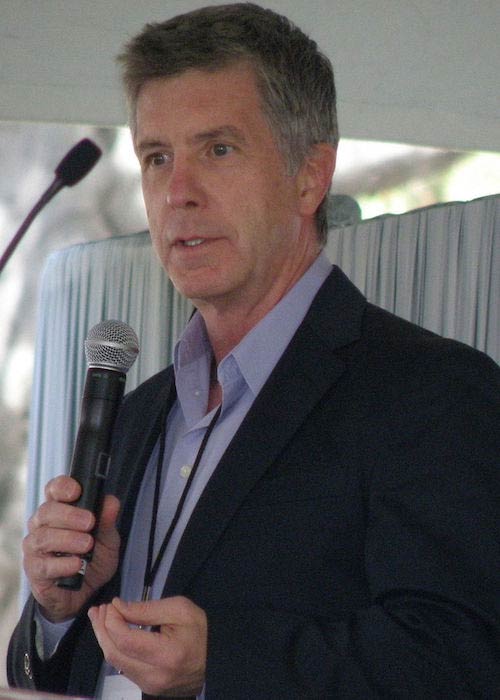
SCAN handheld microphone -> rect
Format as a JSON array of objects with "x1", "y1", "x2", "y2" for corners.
[
  {"x1": 0, "y1": 138, "x2": 102, "y2": 274},
  {"x1": 57, "y1": 320, "x2": 139, "y2": 591}
]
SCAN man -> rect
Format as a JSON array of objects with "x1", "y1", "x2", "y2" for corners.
[{"x1": 7, "y1": 3, "x2": 500, "y2": 698}]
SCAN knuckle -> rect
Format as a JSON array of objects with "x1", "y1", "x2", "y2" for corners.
[
  {"x1": 30, "y1": 526, "x2": 53, "y2": 552},
  {"x1": 26, "y1": 514, "x2": 37, "y2": 533},
  {"x1": 28, "y1": 503, "x2": 48, "y2": 531},
  {"x1": 24, "y1": 527, "x2": 46, "y2": 554},
  {"x1": 34, "y1": 500, "x2": 55, "y2": 526},
  {"x1": 26, "y1": 553, "x2": 49, "y2": 581},
  {"x1": 22, "y1": 532, "x2": 37, "y2": 558}
]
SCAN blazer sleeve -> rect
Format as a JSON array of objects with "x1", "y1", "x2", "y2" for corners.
[
  {"x1": 7, "y1": 595, "x2": 79, "y2": 694},
  {"x1": 7, "y1": 588, "x2": 115, "y2": 696},
  {"x1": 7, "y1": 596, "x2": 39, "y2": 691}
]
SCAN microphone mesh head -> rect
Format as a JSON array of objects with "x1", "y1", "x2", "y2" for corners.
[{"x1": 85, "y1": 320, "x2": 139, "y2": 373}]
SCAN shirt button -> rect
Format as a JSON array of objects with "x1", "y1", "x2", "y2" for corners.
[
  {"x1": 194, "y1": 390, "x2": 201, "y2": 397},
  {"x1": 180, "y1": 464, "x2": 193, "y2": 478}
]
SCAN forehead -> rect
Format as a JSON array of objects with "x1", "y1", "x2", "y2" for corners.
[{"x1": 134, "y1": 62, "x2": 270, "y2": 142}]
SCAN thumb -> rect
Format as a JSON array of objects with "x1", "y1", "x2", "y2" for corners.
[
  {"x1": 94, "y1": 495, "x2": 120, "y2": 552},
  {"x1": 111, "y1": 596, "x2": 193, "y2": 627},
  {"x1": 111, "y1": 597, "x2": 161, "y2": 626},
  {"x1": 98, "y1": 495, "x2": 120, "y2": 530}
]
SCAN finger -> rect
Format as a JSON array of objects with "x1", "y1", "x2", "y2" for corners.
[
  {"x1": 28, "y1": 500, "x2": 94, "y2": 534},
  {"x1": 88, "y1": 605, "x2": 121, "y2": 666},
  {"x1": 95, "y1": 495, "x2": 121, "y2": 535},
  {"x1": 110, "y1": 598, "x2": 161, "y2": 627},
  {"x1": 89, "y1": 496, "x2": 121, "y2": 572},
  {"x1": 25, "y1": 497, "x2": 121, "y2": 597},
  {"x1": 26, "y1": 550, "x2": 88, "y2": 585},
  {"x1": 89, "y1": 605, "x2": 156, "y2": 671},
  {"x1": 27, "y1": 494, "x2": 118, "y2": 545},
  {"x1": 91, "y1": 603, "x2": 179, "y2": 671},
  {"x1": 88, "y1": 604, "x2": 194, "y2": 696},
  {"x1": 109, "y1": 597, "x2": 208, "y2": 685},
  {"x1": 24, "y1": 525, "x2": 93, "y2": 559},
  {"x1": 44, "y1": 475, "x2": 82, "y2": 503},
  {"x1": 23, "y1": 523, "x2": 93, "y2": 587},
  {"x1": 111, "y1": 595, "x2": 201, "y2": 628}
]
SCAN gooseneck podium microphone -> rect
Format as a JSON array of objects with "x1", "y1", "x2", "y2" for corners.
[
  {"x1": 57, "y1": 320, "x2": 139, "y2": 590},
  {"x1": 0, "y1": 138, "x2": 102, "y2": 274}
]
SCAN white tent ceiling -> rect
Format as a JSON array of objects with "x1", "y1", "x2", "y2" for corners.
[{"x1": 1, "y1": 0, "x2": 499, "y2": 152}]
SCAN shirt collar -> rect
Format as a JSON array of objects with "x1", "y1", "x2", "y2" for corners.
[{"x1": 230, "y1": 251, "x2": 331, "y2": 396}]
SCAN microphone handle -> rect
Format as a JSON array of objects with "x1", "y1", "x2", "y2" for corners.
[
  {"x1": 0, "y1": 178, "x2": 62, "y2": 275},
  {"x1": 57, "y1": 367, "x2": 126, "y2": 591}
]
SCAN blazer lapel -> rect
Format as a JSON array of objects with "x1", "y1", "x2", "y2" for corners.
[
  {"x1": 164, "y1": 265, "x2": 366, "y2": 595},
  {"x1": 109, "y1": 369, "x2": 177, "y2": 544}
]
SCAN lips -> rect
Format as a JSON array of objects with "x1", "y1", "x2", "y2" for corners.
[{"x1": 169, "y1": 227, "x2": 224, "y2": 250}]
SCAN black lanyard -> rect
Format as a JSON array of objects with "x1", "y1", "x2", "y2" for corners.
[{"x1": 141, "y1": 403, "x2": 222, "y2": 602}]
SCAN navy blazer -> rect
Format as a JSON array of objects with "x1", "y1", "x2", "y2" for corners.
[{"x1": 8, "y1": 266, "x2": 500, "y2": 698}]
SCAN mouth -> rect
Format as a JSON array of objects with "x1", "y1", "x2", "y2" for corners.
[{"x1": 181, "y1": 238, "x2": 205, "y2": 247}]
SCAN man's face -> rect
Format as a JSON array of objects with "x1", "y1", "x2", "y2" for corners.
[{"x1": 134, "y1": 61, "x2": 320, "y2": 316}]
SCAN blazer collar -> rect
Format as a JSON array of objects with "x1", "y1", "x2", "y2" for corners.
[{"x1": 164, "y1": 265, "x2": 366, "y2": 595}]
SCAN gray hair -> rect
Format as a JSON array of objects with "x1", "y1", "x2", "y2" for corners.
[{"x1": 118, "y1": 3, "x2": 338, "y2": 242}]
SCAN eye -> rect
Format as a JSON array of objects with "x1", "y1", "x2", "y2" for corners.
[
  {"x1": 142, "y1": 152, "x2": 172, "y2": 170},
  {"x1": 150, "y1": 153, "x2": 170, "y2": 167},
  {"x1": 211, "y1": 143, "x2": 234, "y2": 157}
]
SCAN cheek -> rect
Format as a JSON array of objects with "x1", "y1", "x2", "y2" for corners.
[
  {"x1": 147, "y1": 220, "x2": 171, "y2": 270},
  {"x1": 142, "y1": 174, "x2": 166, "y2": 217},
  {"x1": 142, "y1": 183, "x2": 157, "y2": 223},
  {"x1": 147, "y1": 215, "x2": 162, "y2": 249},
  {"x1": 143, "y1": 189, "x2": 168, "y2": 252},
  {"x1": 149, "y1": 232, "x2": 165, "y2": 268}
]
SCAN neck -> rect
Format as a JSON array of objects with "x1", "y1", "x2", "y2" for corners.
[{"x1": 197, "y1": 248, "x2": 321, "y2": 363}]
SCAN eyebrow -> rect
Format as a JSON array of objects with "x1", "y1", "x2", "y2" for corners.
[
  {"x1": 135, "y1": 125, "x2": 247, "y2": 154},
  {"x1": 135, "y1": 139, "x2": 167, "y2": 155},
  {"x1": 191, "y1": 125, "x2": 247, "y2": 145}
]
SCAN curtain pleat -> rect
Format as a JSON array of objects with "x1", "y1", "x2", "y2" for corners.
[{"x1": 326, "y1": 194, "x2": 499, "y2": 359}]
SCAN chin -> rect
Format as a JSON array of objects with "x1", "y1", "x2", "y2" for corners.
[
  {"x1": 170, "y1": 280, "x2": 218, "y2": 304},
  {"x1": 169, "y1": 269, "x2": 229, "y2": 301}
]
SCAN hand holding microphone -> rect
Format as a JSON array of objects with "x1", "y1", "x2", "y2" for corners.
[
  {"x1": 23, "y1": 321, "x2": 139, "y2": 619},
  {"x1": 56, "y1": 320, "x2": 140, "y2": 590}
]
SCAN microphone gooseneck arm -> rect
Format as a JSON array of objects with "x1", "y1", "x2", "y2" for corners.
[
  {"x1": 0, "y1": 179, "x2": 63, "y2": 274},
  {"x1": 0, "y1": 138, "x2": 102, "y2": 275}
]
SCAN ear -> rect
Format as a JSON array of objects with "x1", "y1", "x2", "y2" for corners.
[{"x1": 296, "y1": 143, "x2": 337, "y2": 218}]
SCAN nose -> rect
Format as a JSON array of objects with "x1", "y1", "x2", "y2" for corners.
[{"x1": 166, "y1": 156, "x2": 204, "y2": 210}]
